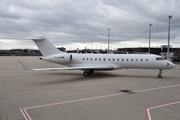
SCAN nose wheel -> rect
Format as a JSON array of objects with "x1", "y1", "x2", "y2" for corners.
[{"x1": 157, "y1": 69, "x2": 163, "y2": 78}]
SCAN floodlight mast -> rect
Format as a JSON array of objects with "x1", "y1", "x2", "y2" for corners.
[
  {"x1": 107, "y1": 29, "x2": 111, "y2": 54},
  {"x1": 167, "y1": 15, "x2": 172, "y2": 60},
  {"x1": 149, "y1": 24, "x2": 152, "y2": 54}
]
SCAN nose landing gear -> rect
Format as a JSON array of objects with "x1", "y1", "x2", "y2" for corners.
[{"x1": 157, "y1": 69, "x2": 163, "y2": 78}]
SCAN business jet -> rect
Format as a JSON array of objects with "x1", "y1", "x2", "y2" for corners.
[{"x1": 18, "y1": 36, "x2": 176, "y2": 78}]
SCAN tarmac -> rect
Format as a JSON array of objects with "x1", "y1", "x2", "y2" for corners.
[{"x1": 0, "y1": 56, "x2": 180, "y2": 120}]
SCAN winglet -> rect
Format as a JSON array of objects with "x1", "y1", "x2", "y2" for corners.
[{"x1": 17, "y1": 59, "x2": 32, "y2": 71}]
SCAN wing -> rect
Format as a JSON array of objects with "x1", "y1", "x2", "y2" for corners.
[{"x1": 18, "y1": 59, "x2": 114, "y2": 71}]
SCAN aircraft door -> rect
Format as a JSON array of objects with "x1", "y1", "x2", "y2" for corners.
[{"x1": 70, "y1": 54, "x2": 73, "y2": 62}]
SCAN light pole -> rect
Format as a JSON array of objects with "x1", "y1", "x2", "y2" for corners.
[
  {"x1": 107, "y1": 29, "x2": 111, "y2": 54},
  {"x1": 149, "y1": 24, "x2": 152, "y2": 54},
  {"x1": 167, "y1": 15, "x2": 172, "y2": 60}
]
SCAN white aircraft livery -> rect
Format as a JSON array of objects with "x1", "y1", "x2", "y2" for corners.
[{"x1": 18, "y1": 36, "x2": 176, "y2": 78}]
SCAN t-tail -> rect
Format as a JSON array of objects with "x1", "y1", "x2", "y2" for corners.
[{"x1": 32, "y1": 36, "x2": 64, "y2": 56}]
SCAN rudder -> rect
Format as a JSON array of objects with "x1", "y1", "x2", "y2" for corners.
[{"x1": 32, "y1": 36, "x2": 63, "y2": 56}]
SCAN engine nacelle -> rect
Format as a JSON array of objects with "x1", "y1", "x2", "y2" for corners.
[{"x1": 40, "y1": 54, "x2": 72, "y2": 64}]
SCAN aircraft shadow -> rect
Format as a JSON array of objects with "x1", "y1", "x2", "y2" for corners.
[
  {"x1": 41, "y1": 72, "x2": 120, "y2": 83},
  {"x1": 33, "y1": 71, "x2": 161, "y2": 86}
]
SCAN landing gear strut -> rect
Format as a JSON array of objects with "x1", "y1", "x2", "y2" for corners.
[
  {"x1": 89, "y1": 69, "x2": 94, "y2": 74},
  {"x1": 157, "y1": 69, "x2": 163, "y2": 78}
]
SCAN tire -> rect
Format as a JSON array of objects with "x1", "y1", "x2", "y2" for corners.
[
  {"x1": 157, "y1": 74, "x2": 162, "y2": 78},
  {"x1": 83, "y1": 72, "x2": 89, "y2": 76}
]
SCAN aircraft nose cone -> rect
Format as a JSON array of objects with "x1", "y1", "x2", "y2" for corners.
[
  {"x1": 171, "y1": 63, "x2": 176, "y2": 67},
  {"x1": 165, "y1": 61, "x2": 176, "y2": 69},
  {"x1": 168, "y1": 62, "x2": 176, "y2": 68}
]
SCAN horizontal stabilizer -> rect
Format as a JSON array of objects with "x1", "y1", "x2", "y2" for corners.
[{"x1": 17, "y1": 59, "x2": 32, "y2": 71}]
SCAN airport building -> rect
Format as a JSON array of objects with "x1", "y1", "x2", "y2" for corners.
[{"x1": 1, "y1": 46, "x2": 180, "y2": 62}]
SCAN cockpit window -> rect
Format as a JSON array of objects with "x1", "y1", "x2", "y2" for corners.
[{"x1": 156, "y1": 57, "x2": 163, "y2": 60}]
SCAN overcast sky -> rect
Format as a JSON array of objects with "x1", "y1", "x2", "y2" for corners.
[{"x1": 0, "y1": 0, "x2": 180, "y2": 50}]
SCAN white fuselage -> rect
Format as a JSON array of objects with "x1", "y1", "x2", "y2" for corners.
[
  {"x1": 23, "y1": 37, "x2": 176, "y2": 77},
  {"x1": 41, "y1": 53, "x2": 175, "y2": 70}
]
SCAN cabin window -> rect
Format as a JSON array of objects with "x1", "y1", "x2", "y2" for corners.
[
  {"x1": 83, "y1": 58, "x2": 85, "y2": 61},
  {"x1": 141, "y1": 59, "x2": 143, "y2": 61},
  {"x1": 109, "y1": 58, "x2": 110, "y2": 61},
  {"x1": 122, "y1": 59, "x2": 124, "y2": 61},
  {"x1": 99, "y1": 58, "x2": 101, "y2": 61},
  {"x1": 146, "y1": 59, "x2": 148, "y2": 62},
  {"x1": 90, "y1": 58, "x2": 92, "y2": 61},
  {"x1": 117, "y1": 59, "x2": 119, "y2": 61},
  {"x1": 95, "y1": 58, "x2": 97, "y2": 61},
  {"x1": 131, "y1": 59, "x2": 133, "y2": 61},
  {"x1": 113, "y1": 58, "x2": 115, "y2": 61},
  {"x1": 136, "y1": 59, "x2": 138, "y2": 61},
  {"x1": 87, "y1": 58, "x2": 88, "y2": 61},
  {"x1": 127, "y1": 59, "x2": 128, "y2": 61},
  {"x1": 104, "y1": 58, "x2": 106, "y2": 61}
]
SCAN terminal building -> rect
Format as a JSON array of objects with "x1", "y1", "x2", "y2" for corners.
[{"x1": 116, "y1": 45, "x2": 180, "y2": 62}]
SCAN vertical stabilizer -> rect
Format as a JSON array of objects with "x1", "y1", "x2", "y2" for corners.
[{"x1": 32, "y1": 37, "x2": 63, "y2": 56}]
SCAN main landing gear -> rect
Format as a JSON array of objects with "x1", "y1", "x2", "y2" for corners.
[
  {"x1": 83, "y1": 69, "x2": 94, "y2": 76},
  {"x1": 157, "y1": 69, "x2": 163, "y2": 78}
]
